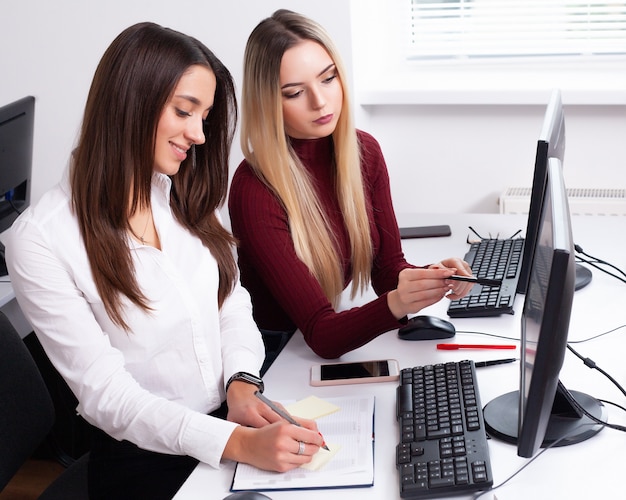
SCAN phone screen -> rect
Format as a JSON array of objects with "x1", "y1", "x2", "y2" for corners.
[{"x1": 320, "y1": 360, "x2": 390, "y2": 381}]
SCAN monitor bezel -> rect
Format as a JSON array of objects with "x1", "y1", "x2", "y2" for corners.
[
  {"x1": 517, "y1": 157, "x2": 576, "y2": 457},
  {"x1": 517, "y1": 89, "x2": 564, "y2": 295},
  {"x1": 0, "y1": 95, "x2": 35, "y2": 234}
]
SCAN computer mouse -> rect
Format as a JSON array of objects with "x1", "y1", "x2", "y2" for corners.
[
  {"x1": 398, "y1": 315, "x2": 456, "y2": 341},
  {"x1": 222, "y1": 492, "x2": 272, "y2": 500}
]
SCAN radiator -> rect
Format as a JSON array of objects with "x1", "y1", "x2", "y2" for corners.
[{"x1": 499, "y1": 187, "x2": 626, "y2": 216}]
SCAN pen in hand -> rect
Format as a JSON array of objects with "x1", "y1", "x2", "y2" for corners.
[
  {"x1": 447, "y1": 275, "x2": 502, "y2": 287},
  {"x1": 254, "y1": 390, "x2": 330, "y2": 451}
]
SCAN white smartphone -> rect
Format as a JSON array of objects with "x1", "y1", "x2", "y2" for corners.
[{"x1": 310, "y1": 359, "x2": 400, "y2": 386}]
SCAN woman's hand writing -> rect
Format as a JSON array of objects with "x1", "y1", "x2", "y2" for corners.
[{"x1": 223, "y1": 420, "x2": 323, "y2": 472}]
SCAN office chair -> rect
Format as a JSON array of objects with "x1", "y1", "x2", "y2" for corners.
[{"x1": 0, "y1": 311, "x2": 89, "y2": 498}]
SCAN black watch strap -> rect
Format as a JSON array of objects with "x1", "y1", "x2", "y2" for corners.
[{"x1": 226, "y1": 372, "x2": 264, "y2": 394}]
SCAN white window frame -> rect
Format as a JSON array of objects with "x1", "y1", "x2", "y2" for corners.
[{"x1": 350, "y1": 0, "x2": 626, "y2": 105}]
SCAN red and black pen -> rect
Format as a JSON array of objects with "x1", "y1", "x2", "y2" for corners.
[{"x1": 437, "y1": 343, "x2": 516, "y2": 350}]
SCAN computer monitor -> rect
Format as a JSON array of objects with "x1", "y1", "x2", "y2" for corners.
[
  {"x1": 516, "y1": 89, "x2": 591, "y2": 294},
  {"x1": 517, "y1": 89, "x2": 565, "y2": 295},
  {"x1": 0, "y1": 96, "x2": 35, "y2": 276},
  {"x1": 483, "y1": 158, "x2": 606, "y2": 458}
]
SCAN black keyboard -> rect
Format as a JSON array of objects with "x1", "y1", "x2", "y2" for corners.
[
  {"x1": 447, "y1": 238, "x2": 524, "y2": 318},
  {"x1": 396, "y1": 360, "x2": 493, "y2": 499}
]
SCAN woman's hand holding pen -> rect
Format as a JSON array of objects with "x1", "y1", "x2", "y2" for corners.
[
  {"x1": 223, "y1": 390, "x2": 324, "y2": 472},
  {"x1": 388, "y1": 259, "x2": 473, "y2": 319},
  {"x1": 226, "y1": 381, "x2": 319, "y2": 431},
  {"x1": 224, "y1": 420, "x2": 323, "y2": 472},
  {"x1": 225, "y1": 379, "x2": 270, "y2": 427},
  {"x1": 432, "y1": 258, "x2": 474, "y2": 299}
]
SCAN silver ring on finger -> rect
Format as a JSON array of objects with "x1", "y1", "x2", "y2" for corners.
[{"x1": 297, "y1": 441, "x2": 305, "y2": 455}]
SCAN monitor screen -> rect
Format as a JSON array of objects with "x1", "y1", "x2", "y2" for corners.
[
  {"x1": 0, "y1": 96, "x2": 35, "y2": 275},
  {"x1": 483, "y1": 157, "x2": 605, "y2": 458},
  {"x1": 517, "y1": 89, "x2": 564, "y2": 295}
]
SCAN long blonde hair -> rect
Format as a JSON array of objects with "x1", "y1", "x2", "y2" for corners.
[{"x1": 241, "y1": 9, "x2": 373, "y2": 304}]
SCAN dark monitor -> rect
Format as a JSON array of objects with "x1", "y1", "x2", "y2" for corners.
[
  {"x1": 0, "y1": 96, "x2": 35, "y2": 276},
  {"x1": 483, "y1": 158, "x2": 606, "y2": 458},
  {"x1": 517, "y1": 89, "x2": 565, "y2": 295}
]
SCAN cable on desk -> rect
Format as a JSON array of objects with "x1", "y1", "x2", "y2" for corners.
[
  {"x1": 471, "y1": 423, "x2": 600, "y2": 500},
  {"x1": 567, "y1": 323, "x2": 626, "y2": 344},
  {"x1": 567, "y1": 344, "x2": 626, "y2": 401},
  {"x1": 451, "y1": 323, "x2": 626, "y2": 345},
  {"x1": 564, "y1": 390, "x2": 626, "y2": 433},
  {"x1": 598, "y1": 399, "x2": 626, "y2": 415},
  {"x1": 575, "y1": 243, "x2": 626, "y2": 284},
  {"x1": 466, "y1": 226, "x2": 522, "y2": 244},
  {"x1": 575, "y1": 256, "x2": 626, "y2": 284},
  {"x1": 454, "y1": 323, "x2": 626, "y2": 356},
  {"x1": 575, "y1": 244, "x2": 626, "y2": 278},
  {"x1": 560, "y1": 343, "x2": 626, "y2": 434},
  {"x1": 455, "y1": 330, "x2": 521, "y2": 343}
]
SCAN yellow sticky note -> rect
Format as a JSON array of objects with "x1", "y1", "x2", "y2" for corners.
[
  {"x1": 285, "y1": 395, "x2": 341, "y2": 420},
  {"x1": 300, "y1": 443, "x2": 341, "y2": 471}
]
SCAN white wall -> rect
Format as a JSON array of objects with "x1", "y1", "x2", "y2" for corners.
[
  {"x1": 357, "y1": 103, "x2": 626, "y2": 215},
  {"x1": 0, "y1": 0, "x2": 352, "y2": 213},
  {"x1": 2, "y1": 1, "x2": 625, "y2": 220}
]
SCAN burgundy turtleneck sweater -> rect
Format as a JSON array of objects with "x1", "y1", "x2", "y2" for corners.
[{"x1": 228, "y1": 130, "x2": 415, "y2": 359}]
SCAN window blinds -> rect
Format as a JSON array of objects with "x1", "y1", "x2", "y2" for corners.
[{"x1": 409, "y1": 0, "x2": 626, "y2": 60}]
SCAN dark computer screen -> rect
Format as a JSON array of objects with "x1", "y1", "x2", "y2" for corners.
[
  {"x1": 483, "y1": 157, "x2": 605, "y2": 458},
  {"x1": 517, "y1": 89, "x2": 565, "y2": 295},
  {"x1": 0, "y1": 96, "x2": 35, "y2": 275}
]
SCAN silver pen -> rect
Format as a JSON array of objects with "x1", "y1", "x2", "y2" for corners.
[{"x1": 254, "y1": 390, "x2": 330, "y2": 450}]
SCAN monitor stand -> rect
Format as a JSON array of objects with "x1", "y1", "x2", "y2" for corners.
[
  {"x1": 483, "y1": 380, "x2": 605, "y2": 456},
  {"x1": 0, "y1": 241, "x2": 7, "y2": 277},
  {"x1": 575, "y1": 263, "x2": 592, "y2": 290}
]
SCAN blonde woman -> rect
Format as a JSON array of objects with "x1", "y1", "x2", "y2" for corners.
[{"x1": 229, "y1": 10, "x2": 472, "y2": 370}]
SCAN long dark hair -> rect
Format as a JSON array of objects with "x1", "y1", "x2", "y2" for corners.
[{"x1": 71, "y1": 22, "x2": 237, "y2": 329}]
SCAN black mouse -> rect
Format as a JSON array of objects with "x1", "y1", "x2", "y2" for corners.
[
  {"x1": 222, "y1": 492, "x2": 272, "y2": 500},
  {"x1": 398, "y1": 315, "x2": 456, "y2": 341}
]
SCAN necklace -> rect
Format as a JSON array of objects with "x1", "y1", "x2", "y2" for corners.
[{"x1": 129, "y1": 209, "x2": 152, "y2": 245}]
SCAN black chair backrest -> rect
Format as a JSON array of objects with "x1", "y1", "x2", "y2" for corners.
[{"x1": 0, "y1": 312, "x2": 55, "y2": 490}]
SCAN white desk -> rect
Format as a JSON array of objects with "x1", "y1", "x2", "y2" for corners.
[{"x1": 175, "y1": 214, "x2": 626, "y2": 500}]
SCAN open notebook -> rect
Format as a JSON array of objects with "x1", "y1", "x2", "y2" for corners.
[{"x1": 230, "y1": 395, "x2": 375, "y2": 492}]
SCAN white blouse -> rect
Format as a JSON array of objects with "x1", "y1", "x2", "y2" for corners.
[{"x1": 5, "y1": 171, "x2": 265, "y2": 469}]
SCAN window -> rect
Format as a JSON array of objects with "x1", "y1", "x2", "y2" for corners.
[
  {"x1": 408, "y1": 1, "x2": 626, "y2": 60},
  {"x1": 351, "y1": 0, "x2": 626, "y2": 104}
]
